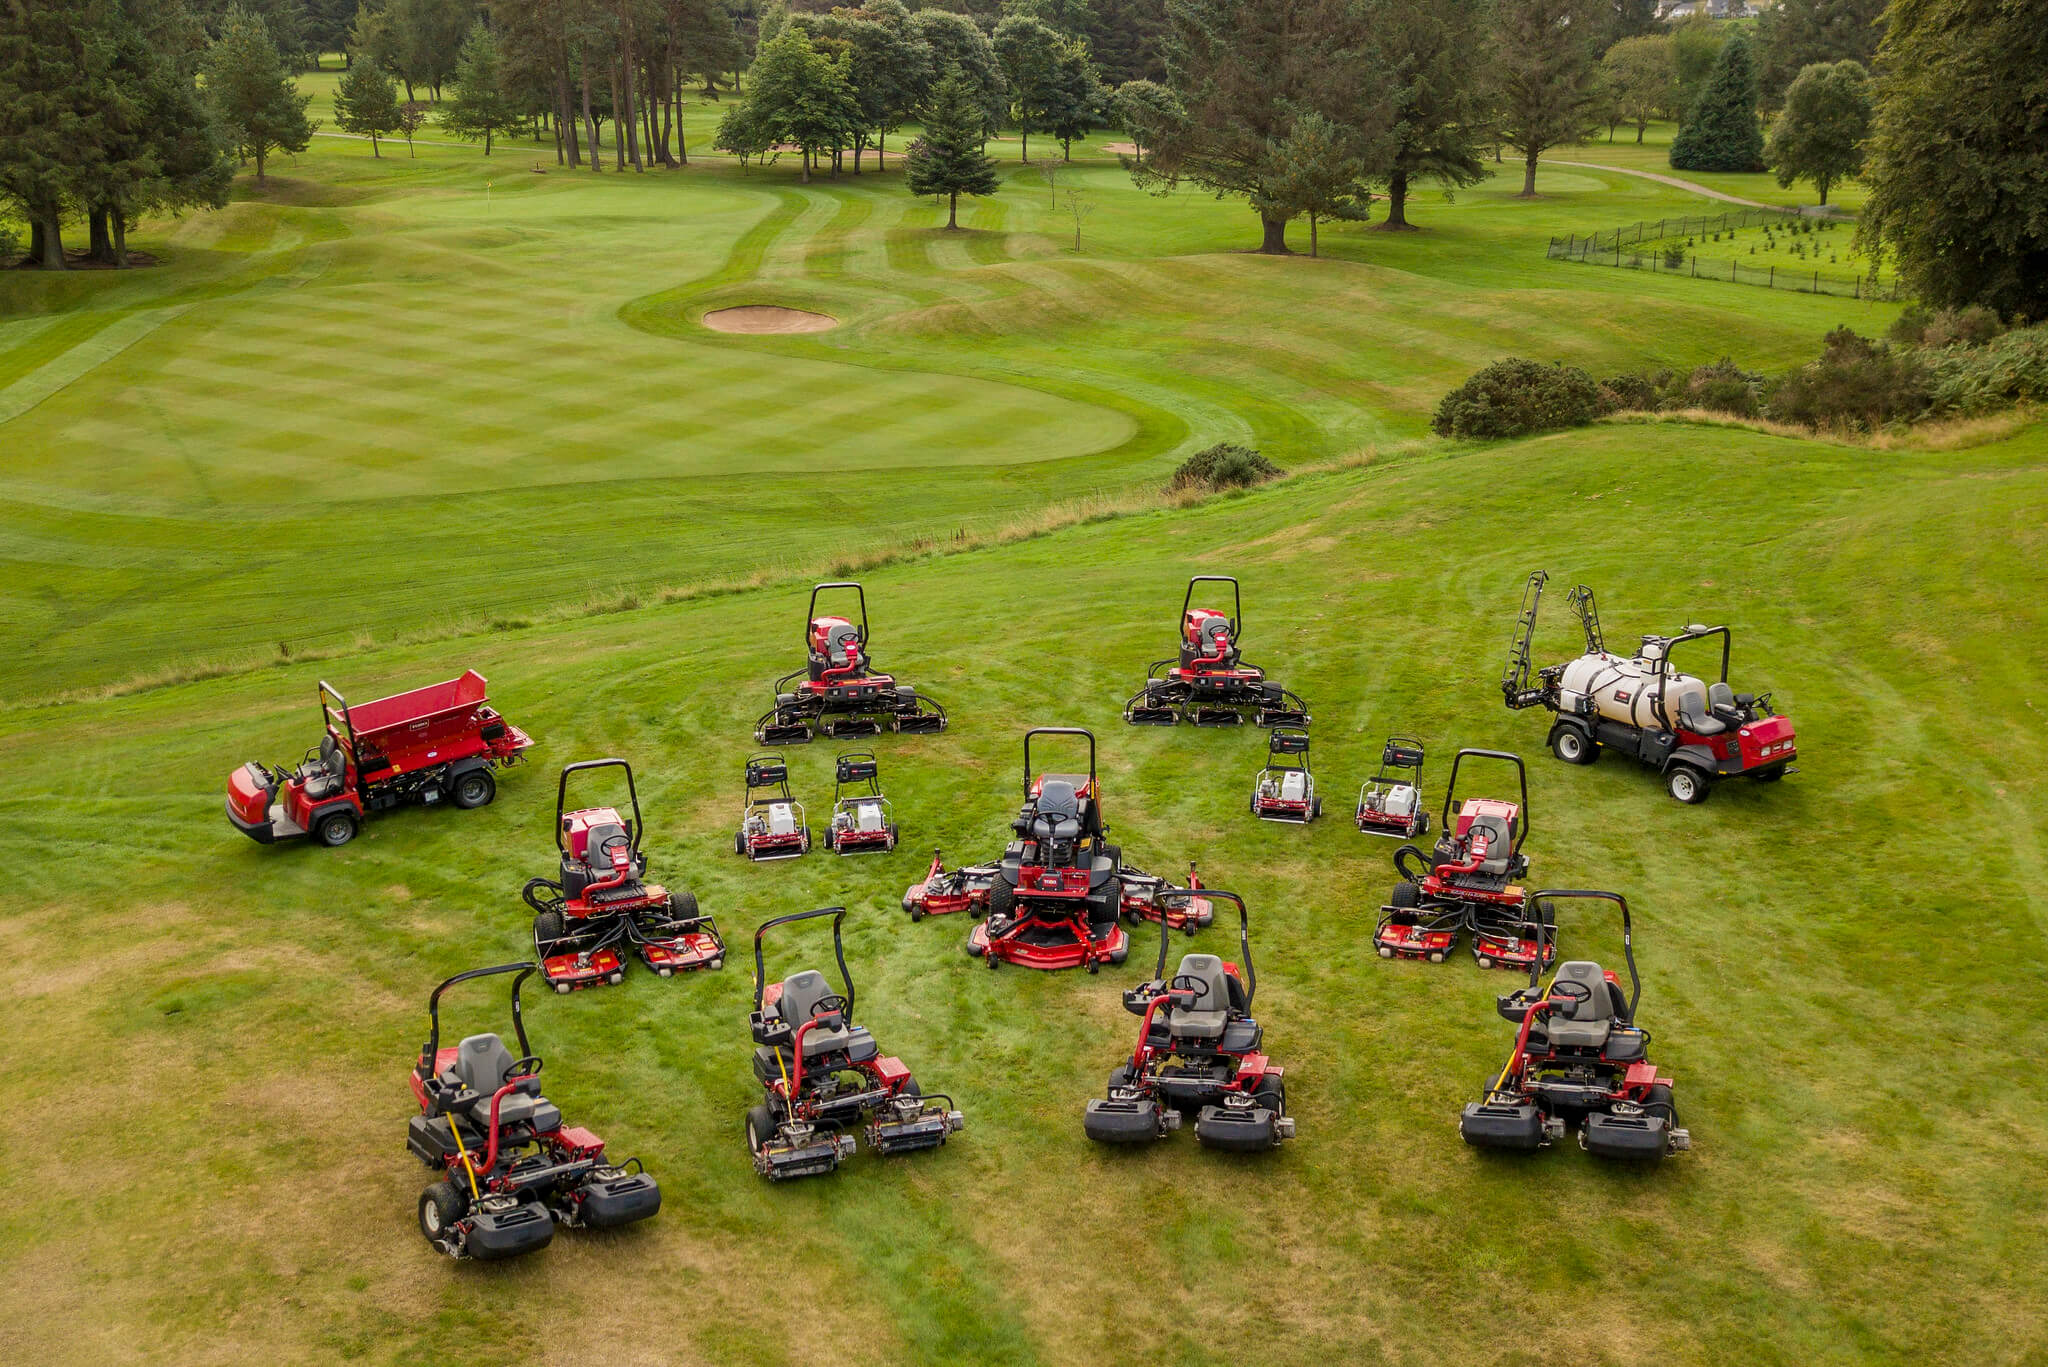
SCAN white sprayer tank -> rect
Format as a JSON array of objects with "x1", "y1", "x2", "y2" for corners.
[{"x1": 1557, "y1": 638, "x2": 1711, "y2": 732}]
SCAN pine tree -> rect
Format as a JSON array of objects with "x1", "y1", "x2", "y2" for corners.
[
  {"x1": 333, "y1": 54, "x2": 401, "y2": 156},
  {"x1": 1670, "y1": 30, "x2": 1763, "y2": 172},
  {"x1": 204, "y1": 5, "x2": 314, "y2": 183},
  {"x1": 1364, "y1": 0, "x2": 1489, "y2": 229},
  {"x1": 905, "y1": 70, "x2": 1001, "y2": 228},
  {"x1": 1493, "y1": 0, "x2": 1605, "y2": 197},
  {"x1": 443, "y1": 21, "x2": 515, "y2": 155}
]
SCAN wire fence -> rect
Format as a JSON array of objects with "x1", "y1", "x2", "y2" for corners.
[{"x1": 1547, "y1": 207, "x2": 1901, "y2": 302}]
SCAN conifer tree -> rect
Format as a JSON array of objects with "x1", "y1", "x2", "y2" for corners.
[
  {"x1": 204, "y1": 5, "x2": 314, "y2": 183},
  {"x1": 334, "y1": 55, "x2": 401, "y2": 156},
  {"x1": 1670, "y1": 29, "x2": 1763, "y2": 172},
  {"x1": 905, "y1": 69, "x2": 1001, "y2": 228},
  {"x1": 443, "y1": 21, "x2": 516, "y2": 154}
]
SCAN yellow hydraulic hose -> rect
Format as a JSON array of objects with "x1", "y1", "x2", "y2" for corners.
[{"x1": 447, "y1": 1115, "x2": 481, "y2": 1201}]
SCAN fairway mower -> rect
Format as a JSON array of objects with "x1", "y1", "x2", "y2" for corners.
[
  {"x1": 823, "y1": 752, "x2": 899, "y2": 854},
  {"x1": 755, "y1": 582, "x2": 948, "y2": 744},
  {"x1": 1124, "y1": 576, "x2": 1310, "y2": 728},
  {"x1": 407, "y1": 963, "x2": 661, "y2": 1260},
  {"x1": 1503, "y1": 572, "x2": 1797, "y2": 804},
  {"x1": 1459, "y1": 890, "x2": 1690, "y2": 1161},
  {"x1": 744, "y1": 906, "x2": 964, "y2": 1180},
  {"x1": 226, "y1": 670, "x2": 531, "y2": 847},
  {"x1": 1084, "y1": 890, "x2": 1294, "y2": 1152},
  {"x1": 735, "y1": 754, "x2": 811, "y2": 861},
  {"x1": 523, "y1": 760, "x2": 724, "y2": 992},
  {"x1": 1380, "y1": 749, "x2": 1553, "y2": 972},
  {"x1": 1356, "y1": 736, "x2": 1429, "y2": 840},
  {"x1": 1250, "y1": 727, "x2": 1320, "y2": 822}
]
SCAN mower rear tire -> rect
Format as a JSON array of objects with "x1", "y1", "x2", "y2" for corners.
[
  {"x1": 1666, "y1": 765, "x2": 1711, "y2": 805},
  {"x1": 669, "y1": 890, "x2": 699, "y2": 920},
  {"x1": 315, "y1": 810, "x2": 358, "y2": 847},
  {"x1": 734, "y1": 830, "x2": 746, "y2": 856},
  {"x1": 1550, "y1": 725, "x2": 1596, "y2": 765},
  {"x1": 886, "y1": 824, "x2": 899, "y2": 850},
  {"x1": 745, "y1": 1104, "x2": 776, "y2": 1156},
  {"x1": 533, "y1": 909, "x2": 567, "y2": 953},
  {"x1": 988, "y1": 880, "x2": 1016, "y2": 923},
  {"x1": 452, "y1": 769, "x2": 496, "y2": 809},
  {"x1": 1389, "y1": 882, "x2": 1421, "y2": 910}
]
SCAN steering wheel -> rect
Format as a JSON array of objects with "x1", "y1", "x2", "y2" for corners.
[
  {"x1": 506, "y1": 1055, "x2": 544, "y2": 1079},
  {"x1": 1546, "y1": 979, "x2": 1594, "y2": 1010},
  {"x1": 810, "y1": 993, "x2": 848, "y2": 1019},
  {"x1": 597, "y1": 832, "x2": 632, "y2": 863},
  {"x1": 1169, "y1": 973, "x2": 1209, "y2": 1002}
]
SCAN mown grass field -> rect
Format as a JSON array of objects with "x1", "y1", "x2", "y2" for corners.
[{"x1": 4, "y1": 80, "x2": 2043, "y2": 1367}]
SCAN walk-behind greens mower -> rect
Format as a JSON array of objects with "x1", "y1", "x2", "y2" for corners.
[
  {"x1": 1356, "y1": 736, "x2": 1429, "y2": 840},
  {"x1": 1379, "y1": 748, "x2": 1553, "y2": 972},
  {"x1": 1459, "y1": 891, "x2": 1690, "y2": 1162},
  {"x1": 1124, "y1": 576, "x2": 1310, "y2": 728},
  {"x1": 407, "y1": 963, "x2": 661, "y2": 1260},
  {"x1": 227, "y1": 671, "x2": 530, "y2": 847},
  {"x1": 1250, "y1": 726, "x2": 1320, "y2": 822},
  {"x1": 744, "y1": 907, "x2": 964, "y2": 1180},
  {"x1": 736, "y1": 754, "x2": 811, "y2": 861},
  {"x1": 823, "y1": 752, "x2": 899, "y2": 854},
  {"x1": 1502, "y1": 572, "x2": 1797, "y2": 803},
  {"x1": 524, "y1": 760, "x2": 724, "y2": 992},
  {"x1": 755, "y1": 582, "x2": 948, "y2": 744},
  {"x1": 1083, "y1": 890, "x2": 1294, "y2": 1152}
]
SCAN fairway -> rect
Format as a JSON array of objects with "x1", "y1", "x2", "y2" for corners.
[{"x1": 5, "y1": 62, "x2": 2047, "y2": 1367}]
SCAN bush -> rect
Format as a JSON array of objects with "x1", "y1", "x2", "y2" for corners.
[
  {"x1": 0, "y1": 226, "x2": 18, "y2": 265},
  {"x1": 1919, "y1": 304, "x2": 2006, "y2": 350},
  {"x1": 1924, "y1": 322, "x2": 2048, "y2": 415},
  {"x1": 1432, "y1": 358, "x2": 1602, "y2": 439},
  {"x1": 1168, "y1": 442, "x2": 1283, "y2": 491},
  {"x1": 1596, "y1": 371, "x2": 1664, "y2": 413},
  {"x1": 1766, "y1": 327, "x2": 1933, "y2": 430},
  {"x1": 1886, "y1": 303, "x2": 1933, "y2": 347},
  {"x1": 1672, "y1": 357, "x2": 1766, "y2": 417}
]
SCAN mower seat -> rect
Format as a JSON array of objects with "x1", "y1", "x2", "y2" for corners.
[
  {"x1": 580, "y1": 821, "x2": 632, "y2": 871},
  {"x1": 1673, "y1": 681, "x2": 1727, "y2": 736},
  {"x1": 1466, "y1": 815, "x2": 1513, "y2": 877},
  {"x1": 452, "y1": 1034, "x2": 559, "y2": 1131},
  {"x1": 1030, "y1": 781, "x2": 1085, "y2": 842},
  {"x1": 304, "y1": 736, "x2": 347, "y2": 800},
  {"x1": 1543, "y1": 962, "x2": 1617, "y2": 1049},
  {"x1": 1165, "y1": 954, "x2": 1231, "y2": 1040},
  {"x1": 1708, "y1": 681, "x2": 1746, "y2": 727},
  {"x1": 777, "y1": 970, "x2": 850, "y2": 1057}
]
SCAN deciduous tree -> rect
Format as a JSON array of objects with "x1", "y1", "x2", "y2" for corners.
[
  {"x1": 1110, "y1": 77, "x2": 1174, "y2": 163},
  {"x1": 1601, "y1": 34, "x2": 1673, "y2": 145},
  {"x1": 992, "y1": 13, "x2": 1062, "y2": 161},
  {"x1": 1765, "y1": 59, "x2": 1868, "y2": 206},
  {"x1": 908, "y1": 7, "x2": 1004, "y2": 134},
  {"x1": 1755, "y1": 0, "x2": 1884, "y2": 110}
]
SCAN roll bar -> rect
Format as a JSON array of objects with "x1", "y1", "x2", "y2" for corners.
[
  {"x1": 1023, "y1": 727, "x2": 1096, "y2": 798},
  {"x1": 317, "y1": 680, "x2": 360, "y2": 790},
  {"x1": 807, "y1": 582, "x2": 869, "y2": 645},
  {"x1": 1181, "y1": 575, "x2": 1243, "y2": 640},
  {"x1": 1152, "y1": 888, "x2": 1254, "y2": 1009},
  {"x1": 420, "y1": 962, "x2": 536, "y2": 1077},
  {"x1": 1442, "y1": 748, "x2": 1529, "y2": 852},
  {"x1": 751, "y1": 906, "x2": 854, "y2": 1022},
  {"x1": 555, "y1": 758, "x2": 642, "y2": 854},
  {"x1": 1523, "y1": 890, "x2": 1638, "y2": 1021},
  {"x1": 1653, "y1": 626, "x2": 1734, "y2": 731}
]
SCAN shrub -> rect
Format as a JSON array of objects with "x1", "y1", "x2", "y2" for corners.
[
  {"x1": 1766, "y1": 327, "x2": 1933, "y2": 430},
  {"x1": 1596, "y1": 371, "x2": 1663, "y2": 413},
  {"x1": 1919, "y1": 304, "x2": 2006, "y2": 350},
  {"x1": 1431, "y1": 358, "x2": 1602, "y2": 439},
  {"x1": 1673, "y1": 357, "x2": 1766, "y2": 417},
  {"x1": 1923, "y1": 322, "x2": 2048, "y2": 415},
  {"x1": 1168, "y1": 442, "x2": 1283, "y2": 491},
  {"x1": 0, "y1": 226, "x2": 18, "y2": 264}
]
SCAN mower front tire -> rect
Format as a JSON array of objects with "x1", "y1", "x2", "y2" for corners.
[
  {"x1": 315, "y1": 809, "x2": 358, "y2": 847},
  {"x1": 419, "y1": 1180, "x2": 467, "y2": 1252},
  {"x1": 745, "y1": 1104, "x2": 776, "y2": 1156},
  {"x1": 451, "y1": 769, "x2": 496, "y2": 809},
  {"x1": 1550, "y1": 725, "x2": 1596, "y2": 765},
  {"x1": 1665, "y1": 765, "x2": 1712, "y2": 805},
  {"x1": 1389, "y1": 881, "x2": 1421, "y2": 910},
  {"x1": 533, "y1": 909, "x2": 567, "y2": 954}
]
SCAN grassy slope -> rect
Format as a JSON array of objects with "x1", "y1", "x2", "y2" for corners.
[
  {"x1": 1, "y1": 415, "x2": 2045, "y2": 1366},
  {"x1": 0, "y1": 97, "x2": 1896, "y2": 703}
]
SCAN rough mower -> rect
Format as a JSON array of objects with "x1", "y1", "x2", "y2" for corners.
[
  {"x1": 1379, "y1": 748, "x2": 1555, "y2": 973},
  {"x1": 407, "y1": 963, "x2": 661, "y2": 1260},
  {"x1": 744, "y1": 906, "x2": 964, "y2": 1180},
  {"x1": 226, "y1": 671, "x2": 530, "y2": 847},
  {"x1": 1503, "y1": 572, "x2": 1797, "y2": 804},
  {"x1": 524, "y1": 759, "x2": 724, "y2": 992},
  {"x1": 1083, "y1": 890, "x2": 1294, "y2": 1152},
  {"x1": 1355, "y1": 735, "x2": 1429, "y2": 840},
  {"x1": 755, "y1": 582, "x2": 947, "y2": 744},
  {"x1": 1124, "y1": 576, "x2": 1310, "y2": 728},
  {"x1": 1250, "y1": 726, "x2": 1320, "y2": 822},
  {"x1": 735, "y1": 754, "x2": 811, "y2": 861},
  {"x1": 823, "y1": 752, "x2": 899, "y2": 854},
  {"x1": 1459, "y1": 890, "x2": 1691, "y2": 1162}
]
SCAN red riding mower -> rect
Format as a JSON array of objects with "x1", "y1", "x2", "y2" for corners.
[
  {"x1": 755, "y1": 582, "x2": 948, "y2": 745},
  {"x1": 823, "y1": 752, "x2": 899, "y2": 855},
  {"x1": 735, "y1": 754, "x2": 811, "y2": 861},
  {"x1": 1125, "y1": 577, "x2": 1310, "y2": 728},
  {"x1": 1250, "y1": 727, "x2": 1320, "y2": 822},
  {"x1": 524, "y1": 760, "x2": 724, "y2": 993},
  {"x1": 745, "y1": 906, "x2": 965, "y2": 1180},
  {"x1": 1356, "y1": 736, "x2": 1429, "y2": 839},
  {"x1": 1083, "y1": 890, "x2": 1295, "y2": 1152},
  {"x1": 226, "y1": 671, "x2": 530, "y2": 847},
  {"x1": 1379, "y1": 749, "x2": 1554, "y2": 972},
  {"x1": 407, "y1": 963, "x2": 662, "y2": 1260},
  {"x1": 1459, "y1": 890, "x2": 1691, "y2": 1161},
  {"x1": 962, "y1": 728, "x2": 1132, "y2": 972}
]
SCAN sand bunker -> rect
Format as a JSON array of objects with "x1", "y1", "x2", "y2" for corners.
[
  {"x1": 1102, "y1": 142, "x2": 1139, "y2": 156},
  {"x1": 701, "y1": 305, "x2": 838, "y2": 334}
]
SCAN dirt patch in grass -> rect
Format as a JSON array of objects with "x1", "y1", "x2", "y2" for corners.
[{"x1": 701, "y1": 305, "x2": 838, "y2": 334}]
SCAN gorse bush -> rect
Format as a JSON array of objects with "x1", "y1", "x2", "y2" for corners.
[
  {"x1": 1596, "y1": 371, "x2": 1664, "y2": 413},
  {"x1": 1432, "y1": 358, "x2": 1602, "y2": 439},
  {"x1": 1765, "y1": 327, "x2": 1933, "y2": 431},
  {"x1": 1920, "y1": 305, "x2": 2006, "y2": 350},
  {"x1": 1674, "y1": 357, "x2": 1766, "y2": 417},
  {"x1": 1169, "y1": 442, "x2": 1284, "y2": 491}
]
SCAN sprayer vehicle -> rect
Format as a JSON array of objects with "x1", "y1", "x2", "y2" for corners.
[
  {"x1": 1459, "y1": 891, "x2": 1691, "y2": 1162},
  {"x1": 1502, "y1": 573, "x2": 1796, "y2": 804},
  {"x1": 226, "y1": 671, "x2": 531, "y2": 847},
  {"x1": 1124, "y1": 576, "x2": 1309, "y2": 727},
  {"x1": 755, "y1": 583, "x2": 947, "y2": 744}
]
